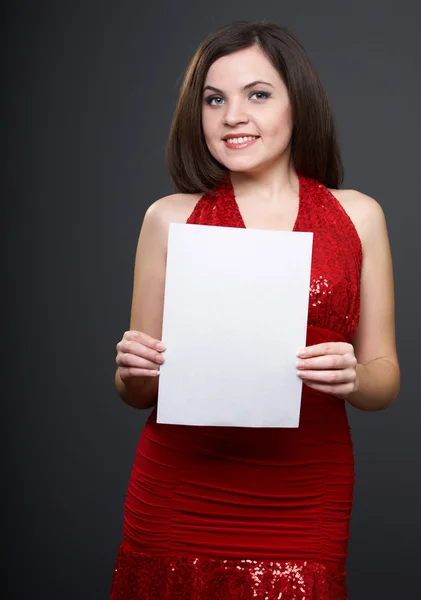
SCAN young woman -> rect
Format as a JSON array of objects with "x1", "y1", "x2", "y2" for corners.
[{"x1": 111, "y1": 20, "x2": 400, "y2": 600}]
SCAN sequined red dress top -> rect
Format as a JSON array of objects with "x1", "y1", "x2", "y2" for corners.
[{"x1": 110, "y1": 175, "x2": 362, "y2": 599}]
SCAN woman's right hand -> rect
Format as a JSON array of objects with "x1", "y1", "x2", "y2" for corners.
[{"x1": 116, "y1": 330, "x2": 166, "y2": 385}]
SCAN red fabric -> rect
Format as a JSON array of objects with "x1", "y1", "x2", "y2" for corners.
[{"x1": 110, "y1": 175, "x2": 362, "y2": 599}]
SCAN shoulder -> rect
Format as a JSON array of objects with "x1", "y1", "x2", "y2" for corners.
[
  {"x1": 145, "y1": 192, "x2": 203, "y2": 226},
  {"x1": 328, "y1": 188, "x2": 388, "y2": 248},
  {"x1": 142, "y1": 192, "x2": 203, "y2": 242}
]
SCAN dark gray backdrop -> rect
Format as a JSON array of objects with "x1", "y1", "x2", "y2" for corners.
[{"x1": 5, "y1": 0, "x2": 420, "y2": 598}]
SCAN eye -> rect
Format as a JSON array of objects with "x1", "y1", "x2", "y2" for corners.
[
  {"x1": 250, "y1": 91, "x2": 271, "y2": 101},
  {"x1": 204, "y1": 95, "x2": 225, "y2": 106},
  {"x1": 203, "y1": 90, "x2": 271, "y2": 106}
]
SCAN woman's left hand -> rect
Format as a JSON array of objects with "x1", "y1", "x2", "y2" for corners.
[{"x1": 296, "y1": 342, "x2": 359, "y2": 399}]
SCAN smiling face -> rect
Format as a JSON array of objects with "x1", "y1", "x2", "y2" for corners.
[{"x1": 201, "y1": 46, "x2": 293, "y2": 174}]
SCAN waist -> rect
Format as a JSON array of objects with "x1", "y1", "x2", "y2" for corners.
[{"x1": 144, "y1": 325, "x2": 352, "y2": 463}]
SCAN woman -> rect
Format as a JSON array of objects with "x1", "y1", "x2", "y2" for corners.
[{"x1": 110, "y1": 20, "x2": 400, "y2": 599}]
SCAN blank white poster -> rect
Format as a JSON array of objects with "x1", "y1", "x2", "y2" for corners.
[{"x1": 157, "y1": 223, "x2": 313, "y2": 428}]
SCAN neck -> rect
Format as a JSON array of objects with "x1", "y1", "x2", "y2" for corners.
[{"x1": 228, "y1": 156, "x2": 299, "y2": 204}]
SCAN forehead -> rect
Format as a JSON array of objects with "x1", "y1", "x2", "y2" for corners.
[{"x1": 204, "y1": 47, "x2": 281, "y2": 87}]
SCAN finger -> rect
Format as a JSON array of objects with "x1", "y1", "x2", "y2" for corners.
[
  {"x1": 301, "y1": 381, "x2": 355, "y2": 398},
  {"x1": 297, "y1": 342, "x2": 351, "y2": 358},
  {"x1": 124, "y1": 330, "x2": 166, "y2": 351},
  {"x1": 116, "y1": 353, "x2": 162, "y2": 370},
  {"x1": 297, "y1": 354, "x2": 356, "y2": 370},
  {"x1": 119, "y1": 340, "x2": 165, "y2": 365},
  {"x1": 298, "y1": 368, "x2": 356, "y2": 384},
  {"x1": 119, "y1": 367, "x2": 160, "y2": 379}
]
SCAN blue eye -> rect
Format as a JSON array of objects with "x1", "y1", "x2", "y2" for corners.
[
  {"x1": 204, "y1": 91, "x2": 271, "y2": 106},
  {"x1": 204, "y1": 95, "x2": 224, "y2": 106},
  {"x1": 251, "y1": 91, "x2": 271, "y2": 100}
]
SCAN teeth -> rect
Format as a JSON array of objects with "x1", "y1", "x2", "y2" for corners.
[{"x1": 225, "y1": 136, "x2": 257, "y2": 144}]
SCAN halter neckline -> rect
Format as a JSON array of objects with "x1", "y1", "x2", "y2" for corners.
[{"x1": 217, "y1": 173, "x2": 305, "y2": 232}]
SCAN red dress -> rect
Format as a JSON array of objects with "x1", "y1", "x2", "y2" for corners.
[{"x1": 110, "y1": 175, "x2": 362, "y2": 599}]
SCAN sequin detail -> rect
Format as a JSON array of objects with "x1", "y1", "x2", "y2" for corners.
[
  {"x1": 110, "y1": 174, "x2": 360, "y2": 600},
  {"x1": 187, "y1": 174, "x2": 362, "y2": 342},
  {"x1": 110, "y1": 545, "x2": 347, "y2": 599}
]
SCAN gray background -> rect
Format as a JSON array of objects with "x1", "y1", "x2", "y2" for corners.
[{"x1": 5, "y1": 0, "x2": 420, "y2": 598}]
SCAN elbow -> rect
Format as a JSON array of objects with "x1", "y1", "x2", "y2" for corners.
[
  {"x1": 383, "y1": 361, "x2": 401, "y2": 409},
  {"x1": 384, "y1": 370, "x2": 401, "y2": 410},
  {"x1": 348, "y1": 359, "x2": 400, "y2": 411}
]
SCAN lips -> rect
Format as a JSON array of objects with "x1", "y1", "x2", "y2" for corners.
[
  {"x1": 222, "y1": 135, "x2": 260, "y2": 150},
  {"x1": 222, "y1": 134, "x2": 260, "y2": 142}
]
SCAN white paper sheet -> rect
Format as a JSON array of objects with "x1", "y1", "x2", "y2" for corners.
[{"x1": 157, "y1": 223, "x2": 313, "y2": 428}]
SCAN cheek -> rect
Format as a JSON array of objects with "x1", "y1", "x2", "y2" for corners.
[
  {"x1": 201, "y1": 113, "x2": 220, "y2": 160},
  {"x1": 201, "y1": 110, "x2": 215, "y2": 142},
  {"x1": 264, "y1": 105, "x2": 293, "y2": 138},
  {"x1": 272, "y1": 108, "x2": 292, "y2": 136}
]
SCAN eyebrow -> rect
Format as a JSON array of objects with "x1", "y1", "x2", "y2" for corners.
[{"x1": 203, "y1": 80, "x2": 275, "y2": 94}]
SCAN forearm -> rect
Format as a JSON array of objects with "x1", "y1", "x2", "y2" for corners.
[
  {"x1": 346, "y1": 358, "x2": 400, "y2": 411},
  {"x1": 114, "y1": 369, "x2": 158, "y2": 410}
]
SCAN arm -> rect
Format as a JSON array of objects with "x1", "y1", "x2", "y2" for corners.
[
  {"x1": 115, "y1": 199, "x2": 169, "y2": 409},
  {"x1": 346, "y1": 194, "x2": 400, "y2": 410},
  {"x1": 297, "y1": 191, "x2": 400, "y2": 411}
]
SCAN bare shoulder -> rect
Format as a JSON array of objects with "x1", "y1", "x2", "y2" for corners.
[
  {"x1": 145, "y1": 192, "x2": 202, "y2": 226},
  {"x1": 328, "y1": 188, "x2": 388, "y2": 247},
  {"x1": 142, "y1": 192, "x2": 203, "y2": 247}
]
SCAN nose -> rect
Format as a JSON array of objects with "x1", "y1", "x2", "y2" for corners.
[{"x1": 223, "y1": 99, "x2": 250, "y2": 127}]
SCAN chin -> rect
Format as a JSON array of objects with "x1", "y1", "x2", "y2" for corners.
[
  {"x1": 217, "y1": 154, "x2": 261, "y2": 168},
  {"x1": 223, "y1": 159, "x2": 267, "y2": 174}
]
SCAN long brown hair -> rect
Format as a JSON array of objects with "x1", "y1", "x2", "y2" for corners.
[{"x1": 166, "y1": 20, "x2": 344, "y2": 192}]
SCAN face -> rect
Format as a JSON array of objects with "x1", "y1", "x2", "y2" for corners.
[{"x1": 201, "y1": 46, "x2": 293, "y2": 174}]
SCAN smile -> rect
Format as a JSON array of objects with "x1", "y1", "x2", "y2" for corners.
[{"x1": 223, "y1": 136, "x2": 260, "y2": 149}]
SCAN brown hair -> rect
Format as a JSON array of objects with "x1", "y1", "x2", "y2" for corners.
[{"x1": 166, "y1": 20, "x2": 344, "y2": 193}]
